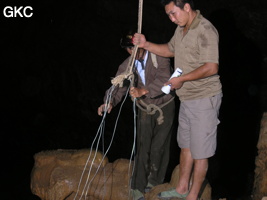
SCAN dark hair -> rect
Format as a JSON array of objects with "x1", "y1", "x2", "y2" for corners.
[
  {"x1": 120, "y1": 26, "x2": 149, "y2": 48},
  {"x1": 161, "y1": 0, "x2": 194, "y2": 10},
  {"x1": 120, "y1": 31, "x2": 135, "y2": 48}
]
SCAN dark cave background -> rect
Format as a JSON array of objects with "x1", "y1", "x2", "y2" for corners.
[{"x1": 1, "y1": 0, "x2": 267, "y2": 199}]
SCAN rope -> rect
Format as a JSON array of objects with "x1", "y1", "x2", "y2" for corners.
[
  {"x1": 135, "y1": 97, "x2": 174, "y2": 125},
  {"x1": 74, "y1": 1, "x2": 150, "y2": 199},
  {"x1": 111, "y1": 0, "x2": 143, "y2": 87},
  {"x1": 111, "y1": 0, "x2": 169, "y2": 125},
  {"x1": 73, "y1": 85, "x2": 132, "y2": 200},
  {"x1": 74, "y1": 86, "x2": 115, "y2": 200}
]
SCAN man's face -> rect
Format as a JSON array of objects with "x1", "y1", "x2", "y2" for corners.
[
  {"x1": 126, "y1": 47, "x2": 145, "y2": 60},
  {"x1": 165, "y1": 1, "x2": 189, "y2": 27},
  {"x1": 126, "y1": 47, "x2": 134, "y2": 55}
]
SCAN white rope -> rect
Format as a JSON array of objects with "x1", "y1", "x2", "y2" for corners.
[
  {"x1": 127, "y1": 98, "x2": 138, "y2": 200},
  {"x1": 84, "y1": 86, "x2": 131, "y2": 198},
  {"x1": 74, "y1": 85, "x2": 132, "y2": 200},
  {"x1": 101, "y1": 121, "x2": 106, "y2": 200},
  {"x1": 74, "y1": 0, "x2": 144, "y2": 199},
  {"x1": 73, "y1": 85, "x2": 115, "y2": 200}
]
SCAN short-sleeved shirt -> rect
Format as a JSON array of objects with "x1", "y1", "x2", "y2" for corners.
[{"x1": 168, "y1": 10, "x2": 222, "y2": 101}]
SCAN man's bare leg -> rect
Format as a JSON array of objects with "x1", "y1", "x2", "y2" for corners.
[
  {"x1": 186, "y1": 158, "x2": 208, "y2": 200},
  {"x1": 175, "y1": 148, "x2": 193, "y2": 195}
]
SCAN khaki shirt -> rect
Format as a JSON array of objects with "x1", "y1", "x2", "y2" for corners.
[{"x1": 168, "y1": 10, "x2": 222, "y2": 101}]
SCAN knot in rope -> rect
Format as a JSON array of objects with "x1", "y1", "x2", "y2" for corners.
[
  {"x1": 136, "y1": 100, "x2": 164, "y2": 125},
  {"x1": 111, "y1": 73, "x2": 134, "y2": 87},
  {"x1": 146, "y1": 104, "x2": 164, "y2": 125},
  {"x1": 146, "y1": 104, "x2": 159, "y2": 115}
]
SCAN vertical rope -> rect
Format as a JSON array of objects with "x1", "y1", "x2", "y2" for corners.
[
  {"x1": 74, "y1": 1, "x2": 144, "y2": 199},
  {"x1": 137, "y1": 0, "x2": 143, "y2": 34},
  {"x1": 111, "y1": 0, "x2": 143, "y2": 88},
  {"x1": 128, "y1": 0, "x2": 143, "y2": 85}
]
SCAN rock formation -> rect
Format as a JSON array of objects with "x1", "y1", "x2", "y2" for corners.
[
  {"x1": 253, "y1": 112, "x2": 267, "y2": 200},
  {"x1": 31, "y1": 149, "x2": 211, "y2": 200},
  {"x1": 31, "y1": 112, "x2": 267, "y2": 200}
]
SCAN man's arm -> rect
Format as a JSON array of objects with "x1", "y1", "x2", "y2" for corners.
[
  {"x1": 133, "y1": 33, "x2": 174, "y2": 58},
  {"x1": 167, "y1": 62, "x2": 219, "y2": 90}
]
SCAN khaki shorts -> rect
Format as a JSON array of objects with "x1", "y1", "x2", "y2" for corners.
[{"x1": 177, "y1": 93, "x2": 222, "y2": 159}]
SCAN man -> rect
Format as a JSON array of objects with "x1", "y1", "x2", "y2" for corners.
[
  {"x1": 98, "y1": 31, "x2": 176, "y2": 200},
  {"x1": 133, "y1": 0, "x2": 222, "y2": 200}
]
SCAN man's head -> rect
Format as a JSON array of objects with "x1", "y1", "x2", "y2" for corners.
[
  {"x1": 161, "y1": 0, "x2": 194, "y2": 10},
  {"x1": 120, "y1": 31, "x2": 135, "y2": 49},
  {"x1": 161, "y1": 0, "x2": 195, "y2": 27}
]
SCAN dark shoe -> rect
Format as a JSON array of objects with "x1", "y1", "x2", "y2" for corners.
[{"x1": 157, "y1": 188, "x2": 188, "y2": 200}]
